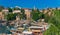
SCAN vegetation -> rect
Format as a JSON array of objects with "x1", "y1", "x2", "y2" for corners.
[
  {"x1": 0, "y1": 6, "x2": 4, "y2": 11},
  {"x1": 0, "y1": 6, "x2": 60, "y2": 34},
  {"x1": 5, "y1": 8, "x2": 60, "y2": 35},
  {"x1": 43, "y1": 24, "x2": 59, "y2": 35},
  {"x1": 6, "y1": 13, "x2": 17, "y2": 21},
  {"x1": 31, "y1": 9, "x2": 44, "y2": 21},
  {"x1": 8, "y1": 7, "x2": 13, "y2": 12},
  {"x1": 44, "y1": 9, "x2": 60, "y2": 35},
  {"x1": 20, "y1": 9, "x2": 26, "y2": 19}
]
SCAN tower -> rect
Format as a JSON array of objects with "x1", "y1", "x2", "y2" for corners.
[
  {"x1": 33, "y1": 5, "x2": 37, "y2": 10},
  {"x1": 24, "y1": 9, "x2": 31, "y2": 20}
]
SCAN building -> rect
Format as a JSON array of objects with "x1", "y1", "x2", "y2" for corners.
[
  {"x1": 29, "y1": 26, "x2": 44, "y2": 35},
  {"x1": 2, "y1": 8, "x2": 9, "y2": 14},
  {"x1": 13, "y1": 10, "x2": 21, "y2": 13},
  {"x1": 0, "y1": 12, "x2": 4, "y2": 20},
  {"x1": 40, "y1": 8, "x2": 53, "y2": 16},
  {"x1": 40, "y1": 10, "x2": 43, "y2": 12},
  {"x1": 42, "y1": 9, "x2": 48, "y2": 14},
  {"x1": 24, "y1": 8, "x2": 31, "y2": 20}
]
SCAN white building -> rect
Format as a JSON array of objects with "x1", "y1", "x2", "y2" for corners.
[
  {"x1": 2, "y1": 8, "x2": 9, "y2": 14},
  {"x1": 13, "y1": 10, "x2": 21, "y2": 13}
]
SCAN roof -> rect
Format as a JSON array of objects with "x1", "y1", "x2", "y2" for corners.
[
  {"x1": 23, "y1": 31, "x2": 32, "y2": 34},
  {"x1": 32, "y1": 30, "x2": 41, "y2": 32},
  {"x1": 29, "y1": 26, "x2": 43, "y2": 28}
]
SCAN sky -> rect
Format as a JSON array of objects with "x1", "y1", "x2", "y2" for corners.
[{"x1": 0, "y1": 0, "x2": 60, "y2": 9}]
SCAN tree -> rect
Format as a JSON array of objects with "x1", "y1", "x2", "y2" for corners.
[
  {"x1": 44, "y1": 9, "x2": 60, "y2": 35},
  {"x1": 13, "y1": 7, "x2": 20, "y2": 10},
  {"x1": 0, "y1": 6, "x2": 4, "y2": 11},
  {"x1": 21, "y1": 9, "x2": 25, "y2": 14},
  {"x1": 31, "y1": 9, "x2": 44, "y2": 21},
  {"x1": 8, "y1": 7, "x2": 13, "y2": 12},
  {"x1": 44, "y1": 24, "x2": 59, "y2": 35},
  {"x1": 17, "y1": 13, "x2": 26, "y2": 20},
  {"x1": 52, "y1": 10, "x2": 60, "y2": 29},
  {"x1": 47, "y1": 10, "x2": 60, "y2": 29},
  {"x1": 6, "y1": 13, "x2": 17, "y2": 21},
  {"x1": 20, "y1": 9, "x2": 26, "y2": 19}
]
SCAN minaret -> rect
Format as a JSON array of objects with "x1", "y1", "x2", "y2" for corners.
[
  {"x1": 33, "y1": 5, "x2": 37, "y2": 10},
  {"x1": 33, "y1": 0, "x2": 37, "y2": 10}
]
